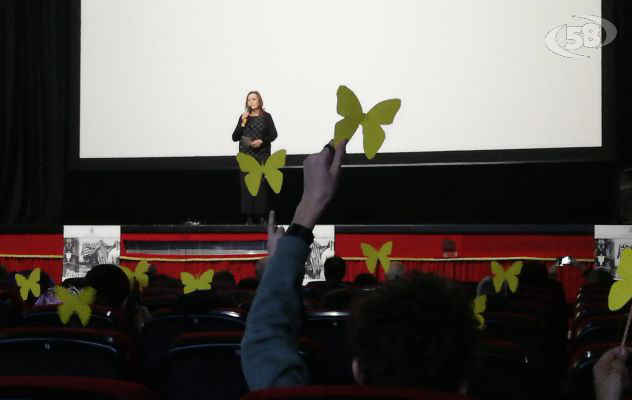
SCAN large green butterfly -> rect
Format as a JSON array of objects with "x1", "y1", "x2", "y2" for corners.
[
  {"x1": 333, "y1": 85, "x2": 401, "y2": 160},
  {"x1": 236, "y1": 149, "x2": 286, "y2": 196},
  {"x1": 56, "y1": 286, "x2": 96, "y2": 327}
]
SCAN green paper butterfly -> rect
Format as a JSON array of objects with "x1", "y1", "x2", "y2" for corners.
[
  {"x1": 473, "y1": 294, "x2": 487, "y2": 329},
  {"x1": 360, "y1": 241, "x2": 393, "y2": 274},
  {"x1": 181, "y1": 270, "x2": 215, "y2": 294},
  {"x1": 15, "y1": 268, "x2": 41, "y2": 301},
  {"x1": 333, "y1": 85, "x2": 401, "y2": 160},
  {"x1": 608, "y1": 248, "x2": 632, "y2": 311},
  {"x1": 120, "y1": 260, "x2": 150, "y2": 290},
  {"x1": 236, "y1": 150, "x2": 286, "y2": 196},
  {"x1": 491, "y1": 261, "x2": 523, "y2": 293},
  {"x1": 56, "y1": 286, "x2": 96, "y2": 326}
]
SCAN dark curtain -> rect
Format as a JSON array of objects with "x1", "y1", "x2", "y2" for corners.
[{"x1": 0, "y1": 1, "x2": 72, "y2": 225}]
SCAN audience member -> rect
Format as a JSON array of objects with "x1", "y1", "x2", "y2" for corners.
[
  {"x1": 324, "y1": 256, "x2": 346, "y2": 286},
  {"x1": 241, "y1": 140, "x2": 477, "y2": 394},
  {"x1": 385, "y1": 261, "x2": 406, "y2": 281},
  {"x1": 85, "y1": 264, "x2": 150, "y2": 334},
  {"x1": 587, "y1": 268, "x2": 615, "y2": 286},
  {"x1": 349, "y1": 272, "x2": 476, "y2": 389},
  {"x1": 353, "y1": 273, "x2": 377, "y2": 287},
  {"x1": 172, "y1": 289, "x2": 239, "y2": 314},
  {"x1": 237, "y1": 278, "x2": 259, "y2": 290},
  {"x1": 213, "y1": 270, "x2": 237, "y2": 291},
  {"x1": 0, "y1": 265, "x2": 8, "y2": 286}
]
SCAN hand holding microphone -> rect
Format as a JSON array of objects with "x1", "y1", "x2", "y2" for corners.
[{"x1": 241, "y1": 111, "x2": 250, "y2": 127}]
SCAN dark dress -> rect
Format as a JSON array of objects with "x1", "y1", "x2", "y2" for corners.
[{"x1": 232, "y1": 112, "x2": 278, "y2": 216}]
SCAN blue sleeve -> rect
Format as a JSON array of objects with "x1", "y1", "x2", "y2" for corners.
[{"x1": 241, "y1": 235, "x2": 311, "y2": 390}]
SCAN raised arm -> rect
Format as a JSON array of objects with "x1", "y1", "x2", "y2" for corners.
[{"x1": 241, "y1": 140, "x2": 347, "y2": 390}]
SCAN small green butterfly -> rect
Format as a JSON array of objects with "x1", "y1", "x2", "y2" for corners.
[
  {"x1": 181, "y1": 270, "x2": 215, "y2": 294},
  {"x1": 236, "y1": 150, "x2": 286, "y2": 196},
  {"x1": 333, "y1": 85, "x2": 401, "y2": 160},
  {"x1": 360, "y1": 241, "x2": 393, "y2": 274},
  {"x1": 491, "y1": 261, "x2": 523, "y2": 293},
  {"x1": 15, "y1": 268, "x2": 41, "y2": 301},
  {"x1": 56, "y1": 286, "x2": 96, "y2": 326},
  {"x1": 120, "y1": 260, "x2": 150, "y2": 290}
]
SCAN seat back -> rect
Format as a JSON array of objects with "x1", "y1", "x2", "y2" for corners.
[
  {"x1": 304, "y1": 311, "x2": 354, "y2": 384},
  {"x1": 468, "y1": 340, "x2": 536, "y2": 400},
  {"x1": 21, "y1": 305, "x2": 125, "y2": 331},
  {"x1": 241, "y1": 385, "x2": 474, "y2": 400},
  {"x1": 0, "y1": 327, "x2": 138, "y2": 379},
  {"x1": 0, "y1": 375, "x2": 159, "y2": 400},
  {"x1": 159, "y1": 332, "x2": 325, "y2": 400},
  {"x1": 0, "y1": 291, "x2": 23, "y2": 328},
  {"x1": 140, "y1": 309, "x2": 246, "y2": 386}
]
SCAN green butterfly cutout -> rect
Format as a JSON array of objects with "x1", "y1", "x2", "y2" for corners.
[
  {"x1": 15, "y1": 268, "x2": 41, "y2": 301},
  {"x1": 491, "y1": 261, "x2": 523, "y2": 293},
  {"x1": 333, "y1": 85, "x2": 401, "y2": 160},
  {"x1": 360, "y1": 241, "x2": 393, "y2": 274},
  {"x1": 608, "y1": 248, "x2": 632, "y2": 311},
  {"x1": 181, "y1": 270, "x2": 215, "y2": 294},
  {"x1": 55, "y1": 286, "x2": 96, "y2": 327},
  {"x1": 473, "y1": 294, "x2": 487, "y2": 329},
  {"x1": 236, "y1": 149, "x2": 286, "y2": 196},
  {"x1": 120, "y1": 260, "x2": 150, "y2": 290}
]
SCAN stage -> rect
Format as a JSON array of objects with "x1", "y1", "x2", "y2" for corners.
[{"x1": 0, "y1": 224, "x2": 594, "y2": 303}]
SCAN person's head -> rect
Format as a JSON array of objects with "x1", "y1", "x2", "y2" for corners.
[
  {"x1": 386, "y1": 261, "x2": 406, "y2": 281},
  {"x1": 255, "y1": 258, "x2": 267, "y2": 282},
  {"x1": 0, "y1": 265, "x2": 8, "y2": 284},
  {"x1": 348, "y1": 272, "x2": 477, "y2": 391},
  {"x1": 245, "y1": 91, "x2": 264, "y2": 113},
  {"x1": 353, "y1": 273, "x2": 377, "y2": 287},
  {"x1": 587, "y1": 268, "x2": 614, "y2": 285},
  {"x1": 213, "y1": 270, "x2": 236, "y2": 291},
  {"x1": 519, "y1": 261, "x2": 549, "y2": 285},
  {"x1": 237, "y1": 278, "x2": 259, "y2": 290},
  {"x1": 324, "y1": 256, "x2": 346, "y2": 283},
  {"x1": 84, "y1": 264, "x2": 130, "y2": 309}
]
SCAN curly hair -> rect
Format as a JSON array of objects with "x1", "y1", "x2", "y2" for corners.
[{"x1": 348, "y1": 272, "x2": 478, "y2": 390}]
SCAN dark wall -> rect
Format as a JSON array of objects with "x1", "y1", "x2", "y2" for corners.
[{"x1": 63, "y1": 161, "x2": 620, "y2": 225}]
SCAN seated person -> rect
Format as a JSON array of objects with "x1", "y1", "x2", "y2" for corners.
[
  {"x1": 386, "y1": 261, "x2": 406, "y2": 281},
  {"x1": 353, "y1": 273, "x2": 378, "y2": 287},
  {"x1": 213, "y1": 270, "x2": 237, "y2": 291},
  {"x1": 241, "y1": 141, "x2": 477, "y2": 393},
  {"x1": 85, "y1": 264, "x2": 150, "y2": 334},
  {"x1": 323, "y1": 256, "x2": 346, "y2": 287}
]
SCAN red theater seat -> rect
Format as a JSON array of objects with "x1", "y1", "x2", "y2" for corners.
[
  {"x1": 241, "y1": 385, "x2": 473, "y2": 400},
  {"x1": 0, "y1": 327, "x2": 139, "y2": 380},
  {"x1": 0, "y1": 375, "x2": 159, "y2": 400}
]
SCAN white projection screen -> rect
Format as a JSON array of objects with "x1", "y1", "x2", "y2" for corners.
[{"x1": 79, "y1": 0, "x2": 604, "y2": 165}]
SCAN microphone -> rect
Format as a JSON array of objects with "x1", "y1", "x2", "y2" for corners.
[{"x1": 241, "y1": 111, "x2": 249, "y2": 127}]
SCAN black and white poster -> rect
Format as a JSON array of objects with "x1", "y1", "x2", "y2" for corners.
[
  {"x1": 595, "y1": 225, "x2": 632, "y2": 277},
  {"x1": 62, "y1": 226, "x2": 121, "y2": 280}
]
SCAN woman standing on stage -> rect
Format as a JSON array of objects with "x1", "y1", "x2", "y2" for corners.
[{"x1": 232, "y1": 91, "x2": 278, "y2": 224}]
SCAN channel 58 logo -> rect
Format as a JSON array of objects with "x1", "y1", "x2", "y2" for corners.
[{"x1": 545, "y1": 15, "x2": 617, "y2": 58}]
